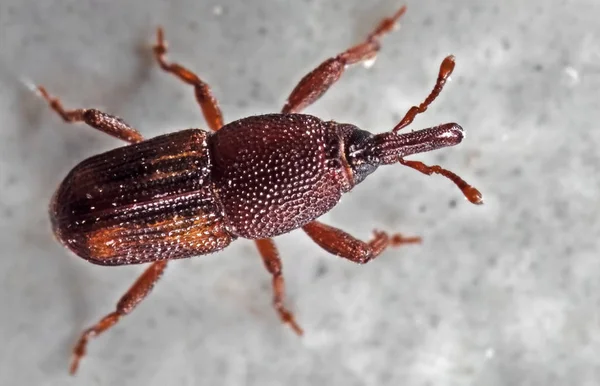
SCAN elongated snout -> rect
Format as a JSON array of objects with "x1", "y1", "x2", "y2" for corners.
[{"x1": 354, "y1": 123, "x2": 464, "y2": 165}]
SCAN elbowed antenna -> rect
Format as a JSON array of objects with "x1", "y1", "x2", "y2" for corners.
[
  {"x1": 346, "y1": 124, "x2": 482, "y2": 205},
  {"x1": 393, "y1": 55, "x2": 456, "y2": 133},
  {"x1": 372, "y1": 53, "x2": 483, "y2": 205},
  {"x1": 399, "y1": 157, "x2": 483, "y2": 204}
]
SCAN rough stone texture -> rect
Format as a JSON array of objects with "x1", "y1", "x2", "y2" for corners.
[{"x1": 1, "y1": 0, "x2": 599, "y2": 385}]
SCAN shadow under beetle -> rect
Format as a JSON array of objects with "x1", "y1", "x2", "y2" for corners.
[{"x1": 39, "y1": 5, "x2": 482, "y2": 374}]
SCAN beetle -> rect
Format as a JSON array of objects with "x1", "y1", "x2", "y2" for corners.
[{"x1": 38, "y1": 5, "x2": 482, "y2": 374}]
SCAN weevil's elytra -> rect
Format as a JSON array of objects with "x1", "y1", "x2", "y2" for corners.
[
  {"x1": 39, "y1": 5, "x2": 482, "y2": 374},
  {"x1": 50, "y1": 129, "x2": 235, "y2": 265}
]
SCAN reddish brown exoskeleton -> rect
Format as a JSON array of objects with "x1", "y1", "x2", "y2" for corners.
[{"x1": 39, "y1": 5, "x2": 482, "y2": 374}]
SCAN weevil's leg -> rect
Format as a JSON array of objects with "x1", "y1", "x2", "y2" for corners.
[
  {"x1": 69, "y1": 261, "x2": 168, "y2": 375},
  {"x1": 37, "y1": 86, "x2": 144, "y2": 144},
  {"x1": 399, "y1": 158, "x2": 483, "y2": 205},
  {"x1": 392, "y1": 55, "x2": 455, "y2": 132},
  {"x1": 153, "y1": 27, "x2": 224, "y2": 131},
  {"x1": 254, "y1": 239, "x2": 303, "y2": 335},
  {"x1": 282, "y1": 5, "x2": 406, "y2": 114},
  {"x1": 303, "y1": 220, "x2": 420, "y2": 264}
]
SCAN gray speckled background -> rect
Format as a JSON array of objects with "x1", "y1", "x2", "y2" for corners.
[{"x1": 1, "y1": 0, "x2": 600, "y2": 385}]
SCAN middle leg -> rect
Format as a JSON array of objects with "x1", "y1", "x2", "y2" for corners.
[
  {"x1": 282, "y1": 5, "x2": 407, "y2": 114},
  {"x1": 254, "y1": 238, "x2": 303, "y2": 335},
  {"x1": 153, "y1": 27, "x2": 224, "y2": 131}
]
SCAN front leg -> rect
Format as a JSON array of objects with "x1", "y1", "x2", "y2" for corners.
[
  {"x1": 282, "y1": 5, "x2": 406, "y2": 114},
  {"x1": 302, "y1": 220, "x2": 420, "y2": 264}
]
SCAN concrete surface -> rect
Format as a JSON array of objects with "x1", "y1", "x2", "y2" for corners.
[{"x1": 1, "y1": 0, "x2": 599, "y2": 385}]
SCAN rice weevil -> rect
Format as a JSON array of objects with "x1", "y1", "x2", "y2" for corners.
[{"x1": 39, "y1": 5, "x2": 482, "y2": 374}]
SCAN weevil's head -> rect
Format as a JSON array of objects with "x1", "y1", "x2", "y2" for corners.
[
  {"x1": 336, "y1": 122, "x2": 465, "y2": 188},
  {"x1": 335, "y1": 124, "x2": 378, "y2": 186}
]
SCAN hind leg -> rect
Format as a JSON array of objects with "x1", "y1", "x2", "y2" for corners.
[
  {"x1": 37, "y1": 86, "x2": 144, "y2": 144},
  {"x1": 254, "y1": 238, "x2": 303, "y2": 335},
  {"x1": 69, "y1": 261, "x2": 168, "y2": 374}
]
